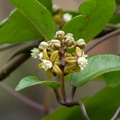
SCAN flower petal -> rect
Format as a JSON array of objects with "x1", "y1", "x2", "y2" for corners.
[
  {"x1": 46, "y1": 69, "x2": 53, "y2": 78},
  {"x1": 64, "y1": 57, "x2": 76, "y2": 63},
  {"x1": 65, "y1": 64, "x2": 76, "y2": 73},
  {"x1": 43, "y1": 49, "x2": 49, "y2": 59},
  {"x1": 50, "y1": 50, "x2": 59, "y2": 62},
  {"x1": 53, "y1": 64, "x2": 62, "y2": 74},
  {"x1": 38, "y1": 63, "x2": 43, "y2": 69},
  {"x1": 76, "y1": 47, "x2": 82, "y2": 57}
]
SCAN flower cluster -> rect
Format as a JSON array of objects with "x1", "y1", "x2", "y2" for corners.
[{"x1": 31, "y1": 31, "x2": 88, "y2": 77}]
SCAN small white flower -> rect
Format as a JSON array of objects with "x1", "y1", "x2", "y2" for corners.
[
  {"x1": 31, "y1": 48, "x2": 40, "y2": 59},
  {"x1": 42, "y1": 60, "x2": 52, "y2": 71},
  {"x1": 63, "y1": 13, "x2": 72, "y2": 22},
  {"x1": 39, "y1": 52, "x2": 43, "y2": 61},
  {"x1": 77, "y1": 57, "x2": 88, "y2": 70}
]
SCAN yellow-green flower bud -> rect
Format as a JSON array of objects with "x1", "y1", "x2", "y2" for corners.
[
  {"x1": 76, "y1": 39, "x2": 86, "y2": 49},
  {"x1": 39, "y1": 41, "x2": 49, "y2": 51}
]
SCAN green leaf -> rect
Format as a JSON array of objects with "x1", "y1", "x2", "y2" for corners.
[
  {"x1": 37, "y1": 0, "x2": 52, "y2": 13},
  {"x1": 115, "y1": 0, "x2": 120, "y2": 5},
  {"x1": 9, "y1": 0, "x2": 57, "y2": 40},
  {"x1": 104, "y1": 71, "x2": 120, "y2": 87},
  {"x1": 109, "y1": 14, "x2": 120, "y2": 24},
  {"x1": 62, "y1": 0, "x2": 115, "y2": 42},
  {"x1": 43, "y1": 85, "x2": 120, "y2": 120},
  {"x1": 0, "y1": 9, "x2": 42, "y2": 44},
  {"x1": 70, "y1": 54, "x2": 120, "y2": 87},
  {"x1": 15, "y1": 76, "x2": 61, "y2": 91}
]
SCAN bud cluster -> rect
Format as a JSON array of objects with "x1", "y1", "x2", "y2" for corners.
[{"x1": 31, "y1": 30, "x2": 88, "y2": 78}]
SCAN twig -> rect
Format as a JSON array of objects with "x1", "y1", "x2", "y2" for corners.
[
  {"x1": 0, "y1": 52, "x2": 30, "y2": 81},
  {"x1": 111, "y1": 106, "x2": 120, "y2": 120},
  {"x1": 7, "y1": 40, "x2": 41, "y2": 62},
  {"x1": 77, "y1": 101, "x2": 90, "y2": 120},
  {"x1": 0, "y1": 82, "x2": 52, "y2": 112},
  {"x1": 85, "y1": 29, "x2": 120, "y2": 53},
  {"x1": 0, "y1": 43, "x2": 20, "y2": 51},
  {"x1": 0, "y1": 40, "x2": 42, "y2": 81}
]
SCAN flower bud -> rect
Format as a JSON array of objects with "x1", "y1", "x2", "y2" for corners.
[
  {"x1": 55, "y1": 30, "x2": 65, "y2": 39},
  {"x1": 65, "y1": 35, "x2": 74, "y2": 47},
  {"x1": 49, "y1": 39, "x2": 61, "y2": 50},
  {"x1": 76, "y1": 39, "x2": 86, "y2": 49},
  {"x1": 39, "y1": 41, "x2": 49, "y2": 51}
]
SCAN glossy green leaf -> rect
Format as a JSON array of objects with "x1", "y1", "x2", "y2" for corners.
[
  {"x1": 109, "y1": 14, "x2": 120, "y2": 24},
  {"x1": 9, "y1": 0, "x2": 57, "y2": 41},
  {"x1": 37, "y1": 0, "x2": 52, "y2": 13},
  {"x1": 0, "y1": 9, "x2": 42, "y2": 44},
  {"x1": 70, "y1": 54, "x2": 120, "y2": 87},
  {"x1": 104, "y1": 71, "x2": 120, "y2": 87},
  {"x1": 62, "y1": 0, "x2": 115, "y2": 42},
  {"x1": 15, "y1": 76, "x2": 61, "y2": 91},
  {"x1": 43, "y1": 85, "x2": 120, "y2": 120}
]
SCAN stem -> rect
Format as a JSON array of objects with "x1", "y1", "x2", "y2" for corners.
[
  {"x1": 0, "y1": 43, "x2": 20, "y2": 51},
  {"x1": 60, "y1": 41, "x2": 67, "y2": 101},
  {"x1": 60, "y1": 100, "x2": 90, "y2": 120},
  {"x1": 0, "y1": 40, "x2": 42, "y2": 81},
  {"x1": 85, "y1": 29, "x2": 120, "y2": 53},
  {"x1": 54, "y1": 89, "x2": 65, "y2": 105},
  {"x1": 71, "y1": 86, "x2": 77, "y2": 100},
  {"x1": 0, "y1": 53, "x2": 30, "y2": 81},
  {"x1": 77, "y1": 101, "x2": 90, "y2": 120},
  {"x1": 0, "y1": 82, "x2": 52, "y2": 112},
  {"x1": 111, "y1": 106, "x2": 120, "y2": 120},
  {"x1": 60, "y1": 73, "x2": 67, "y2": 101}
]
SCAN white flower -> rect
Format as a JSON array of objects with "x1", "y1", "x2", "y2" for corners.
[
  {"x1": 42, "y1": 60, "x2": 52, "y2": 71},
  {"x1": 31, "y1": 48, "x2": 40, "y2": 59},
  {"x1": 39, "y1": 52, "x2": 43, "y2": 61},
  {"x1": 63, "y1": 13, "x2": 72, "y2": 22},
  {"x1": 77, "y1": 57, "x2": 88, "y2": 70}
]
